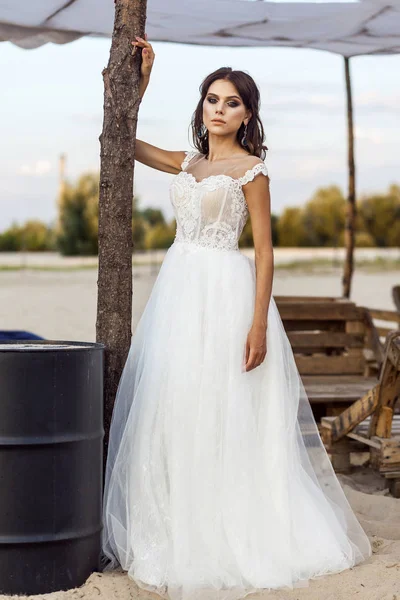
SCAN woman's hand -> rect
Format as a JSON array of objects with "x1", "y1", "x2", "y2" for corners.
[
  {"x1": 243, "y1": 323, "x2": 267, "y2": 372},
  {"x1": 131, "y1": 33, "x2": 155, "y2": 82}
]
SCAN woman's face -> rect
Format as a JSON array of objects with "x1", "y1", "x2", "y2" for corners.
[{"x1": 202, "y1": 79, "x2": 251, "y2": 140}]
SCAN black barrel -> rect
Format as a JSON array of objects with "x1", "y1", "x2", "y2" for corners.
[{"x1": 0, "y1": 340, "x2": 105, "y2": 595}]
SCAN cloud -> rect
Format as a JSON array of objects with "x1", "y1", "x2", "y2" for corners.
[
  {"x1": 18, "y1": 160, "x2": 52, "y2": 176},
  {"x1": 263, "y1": 90, "x2": 400, "y2": 115},
  {"x1": 293, "y1": 156, "x2": 343, "y2": 180},
  {"x1": 354, "y1": 126, "x2": 384, "y2": 144},
  {"x1": 356, "y1": 91, "x2": 400, "y2": 113},
  {"x1": 72, "y1": 113, "x2": 102, "y2": 123},
  {"x1": 264, "y1": 92, "x2": 342, "y2": 113}
]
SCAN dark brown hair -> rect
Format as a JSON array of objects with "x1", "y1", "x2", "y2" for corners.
[{"x1": 190, "y1": 67, "x2": 268, "y2": 160}]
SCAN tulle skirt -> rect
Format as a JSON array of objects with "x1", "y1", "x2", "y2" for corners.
[{"x1": 101, "y1": 239, "x2": 372, "y2": 600}]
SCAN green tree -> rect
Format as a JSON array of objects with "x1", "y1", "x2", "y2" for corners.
[
  {"x1": 358, "y1": 184, "x2": 400, "y2": 247},
  {"x1": 302, "y1": 186, "x2": 346, "y2": 247},
  {"x1": 20, "y1": 220, "x2": 55, "y2": 251},
  {"x1": 277, "y1": 207, "x2": 307, "y2": 247},
  {"x1": 141, "y1": 207, "x2": 165, "y2": 227},
  {"x1": 132, "y1": 195, "x2": 147, "y2": 250},
  {"x1": 145, "y1": 220, "x2": 176, "y2": 249},
  {"x1": 354, "y1": 231, "x2": 375, "y2": 247},
  {"x1": 0, "y1": 223, "x2": 21, "y2": 251},
  {"x1": 0, "y1": 221, "x2": 55, "y2": 251},
  {"x1": 57, "y1": 172, "x2": 99, "y2": 256}
]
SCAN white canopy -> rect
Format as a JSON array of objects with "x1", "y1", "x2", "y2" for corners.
[{"x1": 1, "y1": 0, "x2": 400, "y2": 57}]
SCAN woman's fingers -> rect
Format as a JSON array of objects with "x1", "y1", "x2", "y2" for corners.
[
  {"x1": 245, "y1": 349, "x2": 257, "y2": 371},
  {"x1": 131, "y1": 34, "x2": 155, "y2": 67},
  {"x1": 245, "y1": 349, "x2": 267, "y2": 372},
  {"x1": 131, "y1": 34, "x2": 152, "y2": 50}
]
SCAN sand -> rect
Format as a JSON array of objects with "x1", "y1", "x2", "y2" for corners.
[
  {"x1": 0, "y1": 261, "x2": 399, "y2": 599},
  {"x1": 1, "y1": 470, "x2": 399, "y2": 599}
]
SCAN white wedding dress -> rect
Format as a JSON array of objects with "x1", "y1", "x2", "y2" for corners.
[{"x1": 100, "y1": 150, "x2": 372, "y2": 600}]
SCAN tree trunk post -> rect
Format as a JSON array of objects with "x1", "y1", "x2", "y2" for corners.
[
  {"x1": 96, "y1": 0, "x2": 147, "y2": 476},
  {"x1": 342, "y1": 56, "x2": 356, "y2": 299}
]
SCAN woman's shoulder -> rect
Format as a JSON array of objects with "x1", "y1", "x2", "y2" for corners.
[
  {"x1": 180, "y1": 149, "x2": 202, "y2": 171},
  {"x1": 237, "y1": 154, "x2": 269, "y2": 185},
  {"x1": 240, "y1": 153, "x2": 265, "y2": 167}
]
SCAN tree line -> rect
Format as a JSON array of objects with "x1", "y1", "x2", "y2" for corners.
[{"x1": 0, "y1": 172, "x2": 399, "y2": 254}]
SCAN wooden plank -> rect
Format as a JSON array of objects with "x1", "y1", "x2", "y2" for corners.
[
  {"x1": 345, "y1": 320, "x2": 368, "y2": 367},
  {"x1": 365, "y1": 308, "x2": 400, "y2": 323},
  {"x1": 321, "y1": 416, "x2": 335, "y2": 428},
  {"x1": 373, "y1": 460, "x2": 400, "y2": 474},
  {"x1": 295, "y1": 355, "x2": 365, "y2": 375},
  {"x1": 282, "y1": 320, "x2": 346, "y2": 332},
  {"x1": 307, "y1": 395, "x2": 360, "y2": 404},
  {"x1": 327, "y1": 385, "x2": 380, "y2": 442},
  {"x1": 380, "y1": 442, "x2": 400, "y2": 465},
  {"x1": 375, "y1": 406, "x2": 395, "y2": 438},
  {"x1": 387, "y1": 333, "x2": 400, "y2": 370},
  {"x1": 346, "y1": 431, "x2": 381, "y2": 449},
  {"x1": 278, "y1": 302, "x2": 360, "y2": 321},
  {"x1": 287, "y1": 331, "x2": 364, "y2": 348},
  {"x1": 369, "y1": 333, "x2": 400, "y2": 437},
  {"x1": 274, "y1": 296, "x2": 339, "y2": 303},
  {"x1": 356, "y1": 421, "x2": 400, "y2": 434},
  {"x1": 302, "y1": 376, "x2": 377, "y2": 403},
  {"x1": 362, "y1": 308, "x2": 385, "y2": 366},
  {"x1": 353, "y1": 414, "x2": 400, "y2": 428}
]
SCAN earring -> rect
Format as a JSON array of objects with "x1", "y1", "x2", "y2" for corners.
[
  {"x1": 241, "y1": 122, "x2": 248, "y2": 147},
  {"x1": 198, "y1": 123, "x2": 208, "y2": 139}
]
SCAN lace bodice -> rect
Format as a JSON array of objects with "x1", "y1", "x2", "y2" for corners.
[{"x1": 169, "y1": 150, "x2": 269, "y2": 251}]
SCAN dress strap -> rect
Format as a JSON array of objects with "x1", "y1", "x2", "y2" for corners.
[
  {"x1": 181, "y1": 150, "x2": 199, "y2": 171},
  {"x1": 238, "y1": 161, "x2": 269, "y2": 186}
]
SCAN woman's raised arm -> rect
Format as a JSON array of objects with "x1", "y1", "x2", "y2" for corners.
[
  {"x1": 135, "y1": 140, "x2": 186, "y2": 175},
  {"x1": 132, "y1": 34, "x2": 186, "y2": 174}
]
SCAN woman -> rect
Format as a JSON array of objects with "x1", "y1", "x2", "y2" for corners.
[{"x1": 101, "y1": 34, "x2": 372, "y2": 600}]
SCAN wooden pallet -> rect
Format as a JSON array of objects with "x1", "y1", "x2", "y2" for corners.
[
  {"x1": 275, "y1": 296, "x2": 384, "y2": 418},
  {"x1": 321, "y1": 331, "x2": 400, "y2": 496}
]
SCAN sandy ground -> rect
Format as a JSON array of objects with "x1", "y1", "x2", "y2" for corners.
[
  {"x1": 1, "y1": 470, "x2": 400, "y2": 600},
  {"x1": 0, "y1": 262, "x2": 399, "y2": 599}
]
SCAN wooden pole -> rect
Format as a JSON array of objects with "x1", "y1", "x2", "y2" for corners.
[
  {"x1": 342, "y1": 56, "x2": 356, "y2": 298},
  {"x1": 96, "y1": 0, "x2": 147, "y2": 474}
]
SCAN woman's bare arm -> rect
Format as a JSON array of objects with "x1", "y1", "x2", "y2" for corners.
[
  {"x1": 245, "y1": 171, "x2": 273, "y2": 328},
  {"x1": 242, "y1": 168, "x2": 273, "y2": 372},
  {"x1": 132, "y1": 35, "x2": 187, "y2": 175},
  {"x1": 135, "y1": 140, "x2": 187, "y2": 175}
]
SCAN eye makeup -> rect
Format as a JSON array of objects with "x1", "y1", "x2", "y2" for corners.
[{"x1": 206, "y1": 96, "x2": 240, "y2": 108}]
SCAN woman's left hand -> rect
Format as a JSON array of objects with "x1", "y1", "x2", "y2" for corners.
[{"x1": 243, "y1": 323, "x2": 267, "y2": 372}]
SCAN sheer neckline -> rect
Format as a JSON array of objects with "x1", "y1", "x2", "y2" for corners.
[
  {"x1": 184, "y1": 151, "x2": 255, "y2": 185},
  {"x1": 201, "y1": 152, "x2": 252, "y2": 163},
  {"x1": 179, "y1": 150, "x2": 268, "y2": 186}
]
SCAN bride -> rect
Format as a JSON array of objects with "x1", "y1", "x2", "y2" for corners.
[{"x1": 100, "y1": 34, "x2": 372, "y2": 600}]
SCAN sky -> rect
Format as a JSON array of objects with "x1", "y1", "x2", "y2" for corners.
[{"x1": 0, "y1": 9, "x2": 399, "y2": 231}]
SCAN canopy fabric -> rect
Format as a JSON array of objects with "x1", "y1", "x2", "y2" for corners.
[{"x1": 0, "y1": 0, "x2": 400, "y2": 57}]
